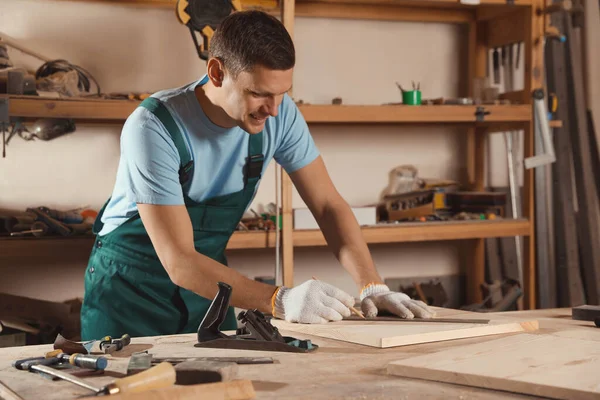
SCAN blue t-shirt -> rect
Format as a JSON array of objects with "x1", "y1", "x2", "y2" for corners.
[{"x1": 99, "y1": 75, "x2": 319, "y2": 235}]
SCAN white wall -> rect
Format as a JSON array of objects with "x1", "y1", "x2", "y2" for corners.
[{"x1": 1, "y1": 0, "x2": 483, "y2": 301}]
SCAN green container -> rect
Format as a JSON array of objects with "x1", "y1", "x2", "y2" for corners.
[{"x1": 402, "y1": 90, "x2": 422, "y2": 105}]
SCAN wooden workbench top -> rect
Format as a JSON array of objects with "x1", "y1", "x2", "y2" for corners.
[{"x1": 0, "y1": 308, "x2": 589, "y2": 400}]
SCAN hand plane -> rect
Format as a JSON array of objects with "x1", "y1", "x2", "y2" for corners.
[{"x1": 195, "y1": 282, "x2": 318, "y2": 353}]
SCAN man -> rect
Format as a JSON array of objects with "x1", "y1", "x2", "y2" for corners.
[{"x1": 80, "y1": 10, "x2": 434, "y2": 340}]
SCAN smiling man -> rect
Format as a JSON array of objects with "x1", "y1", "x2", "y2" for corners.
[{"x1": 80, "y1": 10, "x2": 434, "y2": 340}]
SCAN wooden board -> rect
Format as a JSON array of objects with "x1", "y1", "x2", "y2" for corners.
[
  {"x1": 271, "y1": 309, "x2": 538, "y2": 348},
  {"x1": 387, "y1": 331, "x2": 600, "y2": 400}
]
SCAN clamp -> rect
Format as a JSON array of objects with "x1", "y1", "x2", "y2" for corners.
[{"x1": 99, "y1": 333, "x2": 131, "y2": 354}]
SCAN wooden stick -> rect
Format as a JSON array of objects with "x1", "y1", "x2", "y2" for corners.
[{"x1": 312, "y1": 276, "x2": 365, "y2": 319}]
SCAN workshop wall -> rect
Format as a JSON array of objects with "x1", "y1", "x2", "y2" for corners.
[{"x1": 1, "y1": 0, "x2": 510, "y2": 302}]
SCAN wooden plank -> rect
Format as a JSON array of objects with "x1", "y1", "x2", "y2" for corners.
[
  {"x1": 521, "y1": 0, "x2": 542, "y2": 309},
  {"x1": 295, "y1": 2, "x2": 473, "y2": 23},
  {"x1": 107, "y1": 380, "x2": 256, "y2": 400},
  {"x1": 281, "y1": 0, "x2": 295, "y2": 288},
  {"x1": 299, "y1": 104, "x2": 532, "y2": 123},
  {"x1": 293, "y1": 219, "x2": 531, "y2": 247},
  {"x1": 387, "y1": 333, "x2": 600, "y2": 400},
  {"x1": 272, "y1": 308, "x2": 538, "y2": 348},
  {"x1": 486, "y1": 9, "x2": 527, "y2": 48},
  {"x1": 467, "y1": 127, "x2": 487, "y2": 304},
  {"x1": 466, "y1": 238, "x2": 486, "y2": 304}
]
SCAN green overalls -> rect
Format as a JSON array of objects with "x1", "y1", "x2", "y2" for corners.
[{"x1": 80, "y1": 97, "x2": 264, "y2": 340}]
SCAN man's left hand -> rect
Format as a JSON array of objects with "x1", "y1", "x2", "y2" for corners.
[{"x1": 360, "y1": 283, "x2": 435, "y2": 319}]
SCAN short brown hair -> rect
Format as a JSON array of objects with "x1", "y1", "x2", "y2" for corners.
[{"x1": 209, "y1": 10, "x2": 295, "y2": 77}]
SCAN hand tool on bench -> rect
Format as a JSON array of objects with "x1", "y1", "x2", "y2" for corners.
[
  {"x1": 45, "y1": 350, "x2": 108, "y2": 370},
  {"x1": 572, "y1": 305, "x2": 600, "y2": 321},
  {"x1": 53, "y1": 333, "x2": 131, "y2": 355},
  {"x1": 127, "y1": 351, "x2": 274, "y2": 383},
  {"x1": 13, "y1": 358, "x2": 176, "y2": 396},
  {"x1": 99, "y1": 333, "x2": 131, "y2": 354},
  {"x1": 127, "y1": 352, "x2": 238, "y2": 385},
  {"x1": 195, "y1": 282, "x2": 318, "y2": 353}
]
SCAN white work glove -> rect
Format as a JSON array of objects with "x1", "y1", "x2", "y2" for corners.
[
  {"x1": 360, "y1": 283, "x2": 435, "y2": 319},
  {"x1": 272, "y1": 280, "x2": 355, "y2": 323}
]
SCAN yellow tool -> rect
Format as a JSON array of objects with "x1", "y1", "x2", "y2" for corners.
[{"x1": 176, "y1": 0, "x2": 242, "y2": 61}]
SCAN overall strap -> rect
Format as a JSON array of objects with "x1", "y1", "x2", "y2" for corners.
[
  {"x1": 245, "y1": 132, "x2": 264, "y2": 185},
  {"x1": 140, "y1": 97, "x2": 194, "y2": 185}
]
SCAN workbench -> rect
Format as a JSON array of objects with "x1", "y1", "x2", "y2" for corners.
[{"x1": 0, "y1": 308, "x2": 587, "y2": 399}]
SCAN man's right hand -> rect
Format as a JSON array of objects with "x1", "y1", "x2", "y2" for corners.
[{"x1": 272, "y1": 280, "x2": 355, "y2": 323}]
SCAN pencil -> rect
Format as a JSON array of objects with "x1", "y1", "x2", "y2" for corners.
[{"x1": 312, "y1": 276, "x2": 365, "y2": 319}]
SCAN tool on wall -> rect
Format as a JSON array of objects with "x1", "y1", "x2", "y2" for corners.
[
  {"x1": 195, "y1": 282, "x2": 318, "y2": 352},
  {"x1": 176, "y1": 0, "x2": 242, "y2": 61}
]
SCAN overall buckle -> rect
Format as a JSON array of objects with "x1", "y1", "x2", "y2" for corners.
[{"x1": 246, "y1": 154, "x2": 264, "y2": 181}]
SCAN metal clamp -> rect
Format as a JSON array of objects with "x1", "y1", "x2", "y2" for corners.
[
  {"x1": 475, "y1": 107, "x2": 490, "y2": 122},
  {"x1": 524, "y1": 89, "x2": 556, "y2": 169}
]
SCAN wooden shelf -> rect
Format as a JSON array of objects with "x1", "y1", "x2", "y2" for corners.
[
  {"x1": 5, "y1": 95, "x2": 532, "y2": 125},
  {"x1": 295, "y1": 0, "x2": 533, "y2": 24},
  {"x1": 299, "y1": 104, "x2": 531, "y2": 124},
  {"x1": 228, "y1": 230, "x2": 277, "y2": 249},
  {"x1": 5, "y1": 95, "x2": 138, "y2": 122},
  {"x1": 57, "y1": 0, "x2": 279, "y2": 10},
  {"x1": 293, "y1": 219, "x2": 531, "y2": 247},
  {"x1": 296, "y1": 0, "x2": 533, "y2": 7},
  {"x1": 0, "y1": 231, "x2": 277, "y2": 264}
]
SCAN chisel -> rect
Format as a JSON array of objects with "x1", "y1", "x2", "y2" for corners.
[{"x1": 14, "y1": 360, "x2": 175, "y2": 396}]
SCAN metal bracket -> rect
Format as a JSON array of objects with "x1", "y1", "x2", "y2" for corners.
[
  {"x1": 475, "y1": 106, "x2": 490, "y2": 122},
  {"x1": 506, "y1": 0, "x2": 515, "y2": 5},
  {"x1": 0, "y1": 97, "x2": 8, "y2": 125},
  {"x1": 524, "y1": 89, "x2": 556, "y2": 169}
]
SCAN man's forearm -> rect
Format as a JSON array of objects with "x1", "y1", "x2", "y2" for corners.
[
  {"x1": 316, "y1": 198, "x2": 383, "y2": 289},
  {"x1": 167, "y1": 252, "x2": 277, "y2": 314}
]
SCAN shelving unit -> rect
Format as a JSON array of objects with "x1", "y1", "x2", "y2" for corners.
[
  {"x1": 277, "y1": 0, "x2": 545, "y2": 310},
  {"x1": 3, "y1": 0, "x2": 547, "y2": 309}
]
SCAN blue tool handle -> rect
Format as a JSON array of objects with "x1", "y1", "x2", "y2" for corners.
[{"x1": 65, "y1": 354, "x2": 108, "y2": 370}]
